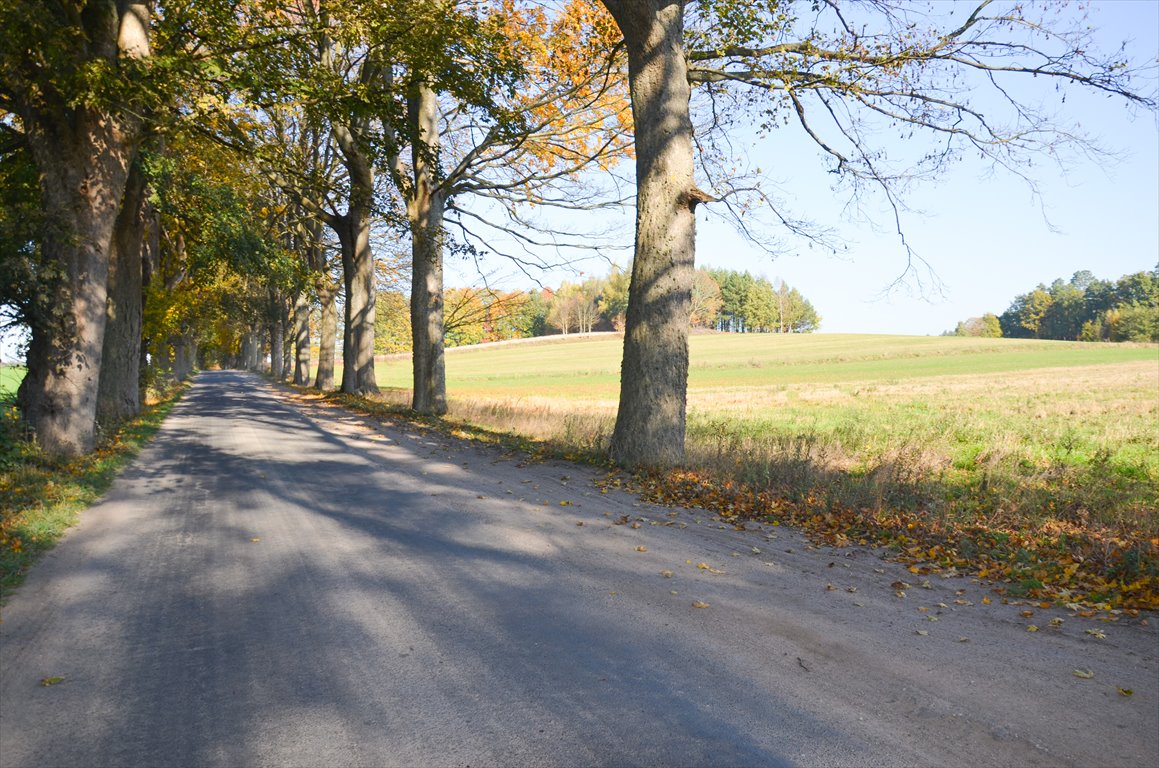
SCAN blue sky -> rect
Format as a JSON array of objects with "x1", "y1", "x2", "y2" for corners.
[
  {"x1": 456, "y1": 0, "x2": 1159, "y2": 337},
  {"x1": 714, "y1": 0, "x2": 1159, "y2": 335}
]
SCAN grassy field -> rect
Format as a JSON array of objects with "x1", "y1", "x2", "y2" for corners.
[
  {"x1": 0, "y1": 365, "x2": 24, "y2": 400},
  {"x1": 372, "y1": 334, "x2": 1158, "y2": 495},
  {"x1": 367, "y1": 333, "x2": 1158, "y2": 605}
]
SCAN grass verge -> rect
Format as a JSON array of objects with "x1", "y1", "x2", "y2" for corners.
[
  {"x1": 0, "y1": 383, "x2": 186, "y2": 600},
  {"x1": 342, "y1": 386, "x2": 1159, "y2": 613}
]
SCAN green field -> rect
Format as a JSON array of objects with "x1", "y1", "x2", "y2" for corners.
[
  {"x1": 375, "y1": 333, "x2": 1156, "y2": 398},
  {"x1": 372, "y1": 333, "x2": 1159, "y2": 552},
  {"x1": 0, "y1": 365, "x2": 24, "y2": 401}
]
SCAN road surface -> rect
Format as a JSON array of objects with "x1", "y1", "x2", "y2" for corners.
[{"x1": 2, "y1": 371, "x2": 1156, "y2": 767}]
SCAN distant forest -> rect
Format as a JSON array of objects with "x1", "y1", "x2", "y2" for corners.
[
  {"x1": 948, "y1": 269, "x2": 1158, "y2": 342},
  {"x1": 374, "y1": 266, "x2": 820, "y2": 353}
]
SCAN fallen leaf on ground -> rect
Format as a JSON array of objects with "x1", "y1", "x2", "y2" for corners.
[
  {"x1": 660, "y1": 570, "x2": 673, "y2": 578},
  {"x1": 40, "y1": 677, "x2": 64, "y2": 687},
  {"x1": 1027, "y1": 625, "x2": 1039, "y2": 632},
  {"x1": 691, "y1": 601, "x2": 710, "y2": 609},
  {"x1": 1118, "y1": 688, "x2": 1134, "y2": 697},
  {"x1": 635, "y1": 546, "x2": 648, "y2": 552},
  {"x1": 1085, "y1": 629, "x2": 1107, "y2": 639},
  {"x1": 1073, "y1": 668, "x2": 1095, "y2": 679},
  {"x1": 915, "y1": 630, "x2": 929, "y2": 636}
]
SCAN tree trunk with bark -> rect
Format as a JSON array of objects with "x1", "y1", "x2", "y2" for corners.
[
  {"x1": 18, "y1": 115, "x2": 136, "y2": 456},
  {"x1": 602, "y1": 0, "x2": 697, "y2": 468},
  {"x1": 11, "y1": 0, "x2": 151, "y2": 457},
  {"x1": 407, "y1": 81, "x2": 447, "y2": 415},
  {"x1": 269, "y1": 316, "x2": 284, "y2": 381},
  {"x1": 97, "y1": 158, "x2": 147, "y2": 429},
  {"x1": 292, "y1": 290, "x2": 311, "y2": 385},
  {"x1": 173, "y1": 334, "x2": 195, "y2": 380},
  {"x1": 330, "y1": 121, "x2": 379, "y2": 396},
  {"x1": 314, "y1": 275, "x2": 338, "y2": 390},
  {"x1": 334, "y1": 208, "x2": 378, "y2": 395}
]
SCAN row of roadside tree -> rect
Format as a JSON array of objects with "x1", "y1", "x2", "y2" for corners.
[{"x1": 1, "y1": 1, "x2": 1152, "y2": 467}]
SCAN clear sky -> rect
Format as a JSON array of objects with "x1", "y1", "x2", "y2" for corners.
[{"x1": 454, "y1": 0, "x2": 1159, "y2": 337}]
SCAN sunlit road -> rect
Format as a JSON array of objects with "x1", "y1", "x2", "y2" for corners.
[{"x1": 1, "y1": 371, "x2": 1156, "y2": 767}]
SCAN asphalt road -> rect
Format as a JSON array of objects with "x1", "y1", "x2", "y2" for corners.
[{"x1": 1, "y1": 371, "x2": 1156, "y2": 767}]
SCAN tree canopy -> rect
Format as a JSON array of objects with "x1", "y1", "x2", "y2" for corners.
[{"x1": 992, "y1": 269, "x2": 1159, "y2": 343}]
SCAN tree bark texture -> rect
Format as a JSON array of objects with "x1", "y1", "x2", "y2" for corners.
[
  {"x1": 603, "y1": 0, "x2": 697, "y2": 468},
  {"x1": 173, "y1": 335, "x2": 195, "y2": 380},
  {"x1": 293, "y1": 291, "x2": 311, "y2": 386},
  {"x1": 334, "y1": 208, "x2": 378, "y2": 395},
  {"x1": 18, "y1": 110, "x2": 136, "y2": 456},
  {"x1": 97, "y1": 157, "x2": 147, "y2": 429},
  {"x1": 12, "y1": 0, "x2": 151, "y2": 457},
  {"x1": 280, "y1": 300, "x2": 293, "y2": 381},
  {"x1": 269, "y1": 317, "x2": 284, "y2": 381},
  {"x1": 331, "y1": 120, "x2": 378, "y2": 396},
  {"x1": 407, "y1": 81, "x2": 447, "y2": 415},
  {"x1": 314, "y1": 275, "x2": 338, "y2": 390}
]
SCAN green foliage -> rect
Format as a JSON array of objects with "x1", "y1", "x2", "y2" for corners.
[
  {"x1": 706, "y1": 267, "x2": 820, "y2": 333},
  {"x1": 597, "y1": 266, "x2": 631, "y2": 330},
  {"x1": 995, "y1": 269, "x2": 1158, "y2": 342},
  {"x1": 0, "y1": 144, "x2": 45, "y2": 331},
  {"x1": 952, "y1": 313, "x2": 1002, "y2": 338},
  {"x1": 375, "y1": 290, "x2": 412, "y2": 353}
]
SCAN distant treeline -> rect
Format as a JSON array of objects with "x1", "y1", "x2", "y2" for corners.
[
  {"x1": 948, "y1": 269, "x2": 1158, "y2": 342},
  {"x1": 373, "y1": 266, "x2": 820, "y2": 353}
]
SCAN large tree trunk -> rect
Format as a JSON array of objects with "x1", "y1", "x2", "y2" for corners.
[
  {"x1": 97, "y1": 157, "x2": 147, "y2": 429},
  {"x1": 12, "y1": 0, "x2": 151, "y2": 457},
  {"x1": 280, "y1": 300, "x2": 293, "y2": 381},
  {"x1": 408, "y1": 81, "x2": 447, "y2": 416},
  {"x1": 173, "y1": 334, "x2": 195, "y2": 381},
  {"x1": 269, "y1": 316, "x2": 284, "y2": 381},
  {"x1": 331, "y1": 120, "x2": 379, "y2": 396},
  {"x1": 314, "y1": 275, "x2": 338, "y2": 390},
  {"x1": 240, "y1": 334, "x2": 255, "y2": 372},
  {"x1": 603, "y1": 0, "x2": 697, "y2": 468},
  {"x1": 18, "y1": 115, "x2": 136, "y2": 456},
  {"x1": 334, "y1": 208, "x2": 378, "y2": 395},
  {"x1": 293, "y1": 290, "x2": 311, "y2": 385}
]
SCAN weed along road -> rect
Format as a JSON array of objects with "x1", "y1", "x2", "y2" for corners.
[{"x1": 1, "y1": 372, "x2": 1155, "y2": 768}]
